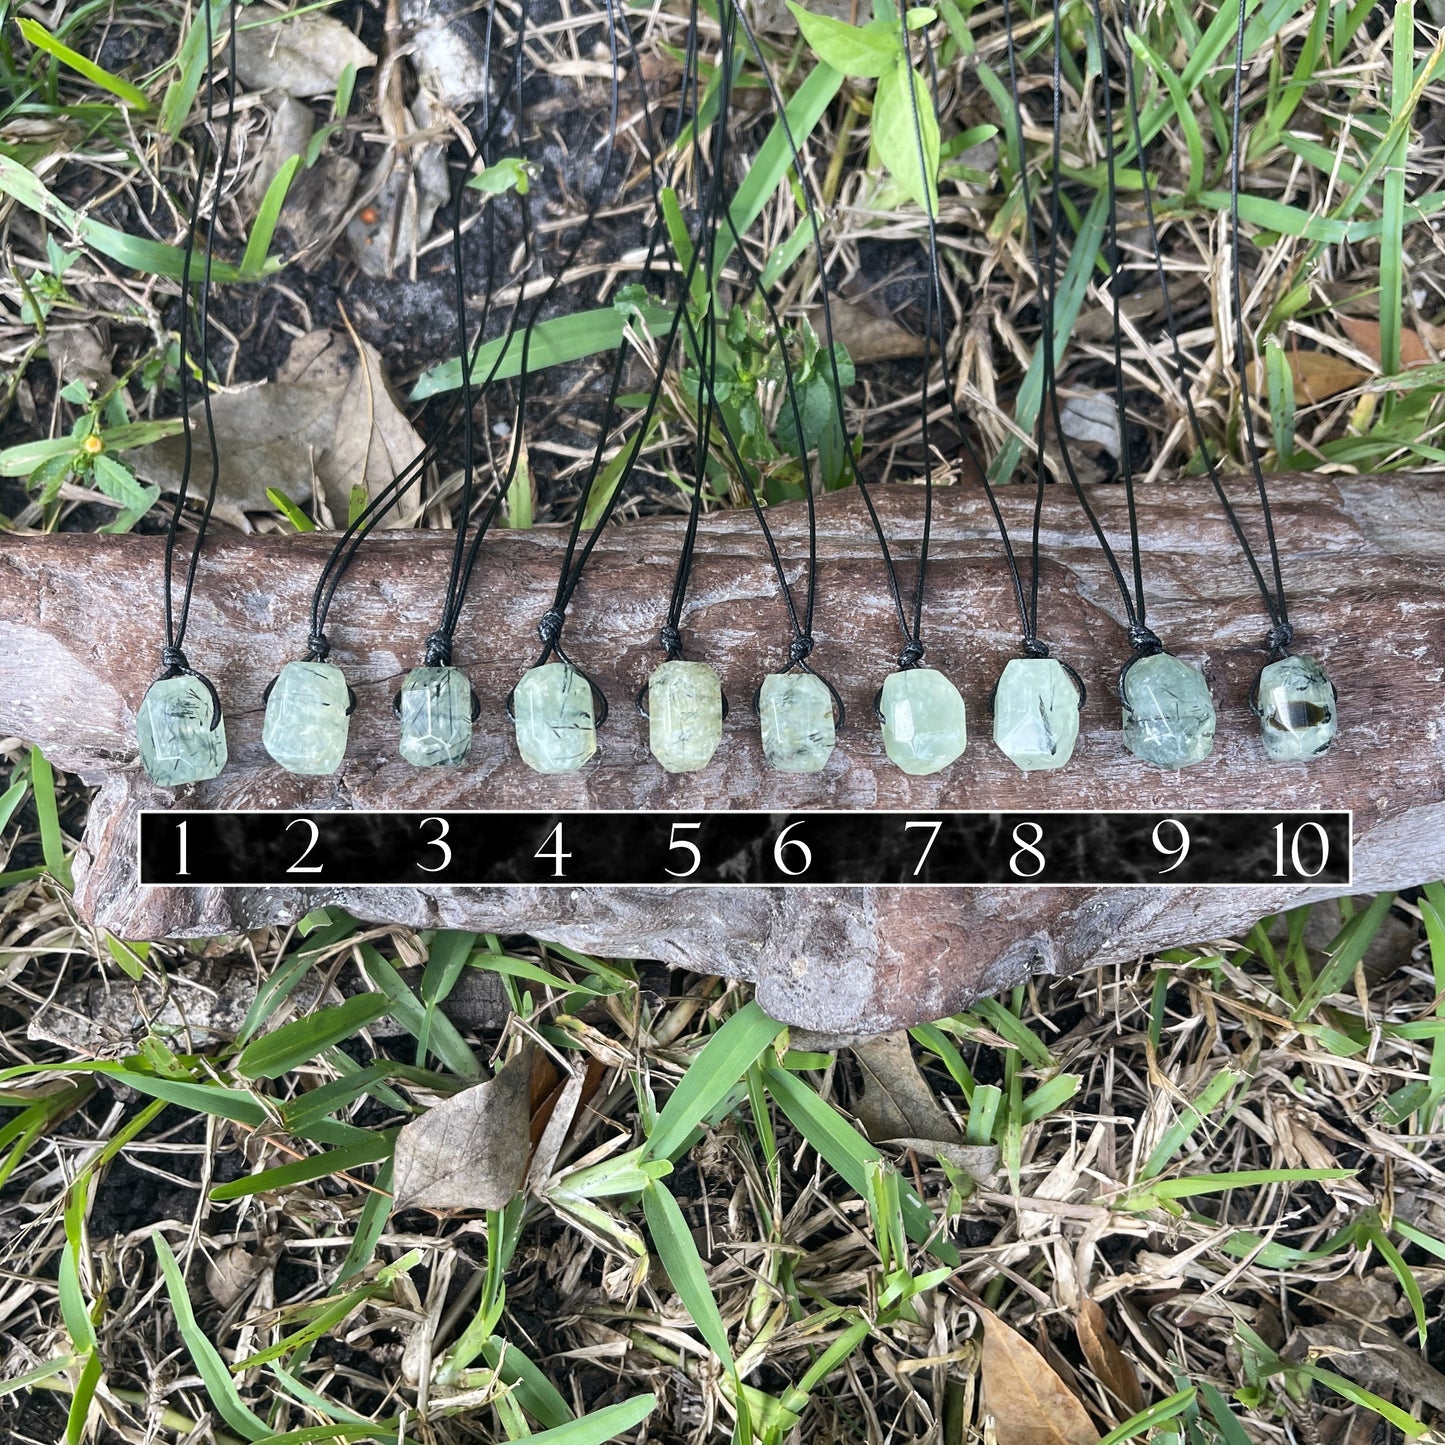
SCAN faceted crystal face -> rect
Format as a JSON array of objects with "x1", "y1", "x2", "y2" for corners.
[
  {"x1": 992, "y1": 657, "x2": 1080, "y2": 772},
  {"x1": 879, "y1": 667, "x2": 966, "y2": 776},
  {"x1": 648, "y1": 660, "x2": 723, "y2": 773},
  {"x1": 759, "y1": 671, "x2": 836, "y2": 773},
  {"x1": 399, "y1": 665, "x2": 474, "y2": 767},
  {"x1": 513, "y1": 662, "x2": 597, "y2": 774},
  {"x1": 1121, "y1": 652, "x2": 1215, "y2": 769},
  {"x1": 136, "y1": 674, "x2": 227, "y2": 786},
  {"x1": 262, "y1": 660, "x2": 350, "y2": 775},
  {"x1": 1257, "y1": 654, "x2": 1337, "y2": 761}
]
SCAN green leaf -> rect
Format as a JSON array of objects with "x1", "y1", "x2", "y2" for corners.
[
  {"x1": 236, "y1": 993, "x2": 393, "y2": 1080},
  {"x1": 16, "y1": 17, "x2": 152, "y2": 110},
  {"x1": 641, "y1": 1180, "x2": 735, "y2": 1370},
  {"x1": 152, "y1": 1232, "x2": 271, "y2": 1440},
  {"x1": 517, "y1": 1395, "x2": 657, "y2": 1445},
  {"x1": 1291, "y1": 892, "x2": 1395, "y2": 1020},
  {"x1": 267, "y1": 487, "x2": 316, "y2": 532},
  {"x1": 28, "y1": 746, "x2": 72, "y2": 891},
  {"x1": 240, "y1": 154, "x2": 301, "y2": 279},
  {"x1": 786, "y1": 4, "x2": 899, "y2": 77},
  {"x1": 410, "y1": 302, "x2": 676, "y2": 400},
  {"x1": 357, "y1": 944, "x2": 481, "y2": 1080},
  {"x1": 645, "y1": 1000, "x2": 784, "y2": 1162},
  {"x1": 160, "y1": 0, "x2": 228, "y2": 139},
  {"x1": 871, "y1": 61, "x2": 940, "y2": 216},
  {"x1": 210, "y1": 1131, "x2": 397, "y2": 1202},
  {"x1": 469, "y1": 156, "x2": 530, "y2": 195},
  {"x1": 0, "y1": 155, "x2": 266, "y2": 282}
]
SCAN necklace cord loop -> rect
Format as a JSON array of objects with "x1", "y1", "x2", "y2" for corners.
[
  {"x1": 898, "y1": 639, "x2": 925, "y2": 670},
  {"x1": 423, "y1": 632, "x2": 453, "y2": 668},
  {"x1": 1127, "y1": 623, "x2": 1163, "y2": 657}
]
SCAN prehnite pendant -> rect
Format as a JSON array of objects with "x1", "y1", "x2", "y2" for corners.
[
  {"x1": 879, "y1": 668, "x2": 966, "y2": 776},
  {"x1": 1121, "y1": 652, "x2": 1215, "y2": 769},
  {"x1": 399, "y1": 665, "x2": 474, "y2": 767},
  {"x1": 992, "y1": 657, "x2": 1079, "y2": 772},
  {"x1": 262, "y1": 660, "x2": 350, "y2": 775},
  {"x1": 1256, "y1": 654, "x2": 1337, "y2": 761},
  {"x1": 137, "y1": 674, "x2": 227, "y2": 786},
  {"x1": 513, "y1": 661, "x2": 597, "y2": 773},
  {"x1": 647, "y1": 660, "x2": 722, "y2": 773},
  {"x1": 759, "y1": 671, "x2": 835, "y2": 773}
]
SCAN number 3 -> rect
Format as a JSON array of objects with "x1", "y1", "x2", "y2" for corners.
[{"x1": 418, "y1": 817, "x2": 452, "y2": 874}]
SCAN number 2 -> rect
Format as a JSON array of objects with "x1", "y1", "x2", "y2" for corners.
[{"x1": 286, "y1": 817, "x2": 323, "y2": 874}]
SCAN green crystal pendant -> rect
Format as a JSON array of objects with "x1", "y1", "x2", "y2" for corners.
[
  {"x1": 992, "y1": 657, "x2": 1079, "y2": 772},
  {"x1": 399, "y1": 665, "x2": 475, "y2": 767},
  {"x1": 513, "y1": 661, "x2": 597, "y2": 773},
  {"x1": 262, "y1": 660, "x2": 351, "y2": 775},
  {"x1": 879, "y1": 668, "x2": 966, "y2": 776},
  {"x1": 759, "y1": 671, "x2": 835, "y2": 773},
  {"x1": 1256, "y1": 654, "x2": 1337, "y2": 761},
  {"x1": 137, "y1": 674, "x2": 227, "y2": 786},
  {"x1": 647, "y1": 660, "x2": 722, "y2": 773},
  {"x1": 1121, "y1": 652, "x2": 1215, "y2": 769}
]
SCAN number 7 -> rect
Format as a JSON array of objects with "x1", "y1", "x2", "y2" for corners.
[{"x1": 904, "y1": 820, "x2": 942, "y2": 877}]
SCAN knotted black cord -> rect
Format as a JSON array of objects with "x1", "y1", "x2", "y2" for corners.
[
  {"x1": 303, "y1": 0, "x2": 517, "y2": 662},
  {"x1": 159, "y1": 0, "x2": 238, "y2": 706},
  {"x1": 1028, "y1": 0, "x2": 1162, "y2": 671},
  {"x1": 419, "y1": 160, "x2": 482, "y2": 671},
  {"x1": 517, "y1": 0, "x2": 731, "y2": 691},
  {"x1": 655, "y1": 0, "x2": 739, "y2": 672},
  {"x1": 1227, "y1": 0, "x2": 1293, "y2": 658},
  {"x1": 1114, "y1": 0, "x2": 1291, "y2": 661}
]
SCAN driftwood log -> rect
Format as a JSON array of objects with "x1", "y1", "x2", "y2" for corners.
[{"x1": 3, "y1": 477, "x2": 1443, "y2": 1034}]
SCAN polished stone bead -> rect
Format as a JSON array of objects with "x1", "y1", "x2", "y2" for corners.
[
  {"x1": 1121, "y1": 652, "x2": 1215, "y2": 768},
  {"x1": 759, "y1": 671, "x2": 835, "y2": 773},
  {"x1": 136, "y1": 674, "x2": 227, "y2": 786},
  {"x1": 399, "y1": 665, "x2": 474, "y2": 767},
  {"x1": 992, "y1": 657, "x2": 1080, "y2": 772},
  {"x1": 879, "y1": 667, "x2": 966, "y2": 775},
  {"x1": 648, "y1": 660, "x2": 723, "y2": 773},
  {"x1": 262, "y1": 661, "x2": 350, "y2": 775},
  {"x1": 513, "y1": 661, "x2": 597, "y2": 773},
  {"x1": 1257, "y1": 654, "x2": 1337, "y2": 761}
]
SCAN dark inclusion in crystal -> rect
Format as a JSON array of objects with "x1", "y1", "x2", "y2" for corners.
[{"x1": 1257, "y1": 655, "x2": 1337, "y2": 761}]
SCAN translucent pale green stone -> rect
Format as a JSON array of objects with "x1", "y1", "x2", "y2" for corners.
[
  {"x1": 400, "y1": 665, "x2": 473, "y2": 767},
  {"x1": 992, "y1": 657, "x2": 1080, "y2": 772},
  {"x1": 759, "y1": 671, "x2": 835, "y2": 773},
  {"x1": 879, "y1": 667, "x2": 966, "y2": 775},
  {"x1": 1121, "y1": 652, "x2": 1215, "y2": 769},
  {"x1": 1257, "y1": 654, "x2": 1337, "y2": 761},
  {"x1": 513, "y1": 661, "x2": 596, "y2": 773},
  {"x1": 262, "y1": 661, "x2": 350, "y2": 775},
  {"x1": 136, "y1": 674, "x2": 227, "y2": 786},
  {"x1": 648, "y1": 660, "x2": 722, "y2": 773}
]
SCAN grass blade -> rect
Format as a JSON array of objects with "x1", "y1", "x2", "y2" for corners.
[
  {"x1": 236, "y1": 993, "x2": 392, "y2": 1080},
  {"x1": 27, "y1": 746, "x2": 72, "y2": 891},
  {"x1": 645, "y1": 999, "x2": 784, "y2": 1162},
  {"x1": 641, "y1": 1179, "x2": 735, "y2": 1371}
]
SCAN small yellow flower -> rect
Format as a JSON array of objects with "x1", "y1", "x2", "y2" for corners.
[{"x1": 81, "y1": 434, "x2": 104, "y2": 456}]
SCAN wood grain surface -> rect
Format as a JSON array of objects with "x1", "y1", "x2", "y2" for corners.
[{"x1": 3, "y1": 476, "x2": 1442, "y2": 1033}]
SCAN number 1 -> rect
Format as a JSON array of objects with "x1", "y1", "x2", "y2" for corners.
[{"x1": 176, "y1": 819, "x2": 189, "y2": 877}]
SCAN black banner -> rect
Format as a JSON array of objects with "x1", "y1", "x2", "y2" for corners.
[{"x1": 139, "y1": 810, "x2": 1351, "y2": 887}]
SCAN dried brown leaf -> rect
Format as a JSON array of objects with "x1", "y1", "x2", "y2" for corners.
[
  {"x1": 979, "y1": 1305, "x2": 1100, "y2": 1445},
  {"x1": 1076, "y1": 1298, "x2": 1144, "y2": 1420},
  {"x1": 808, "y1": 301, "x2": 928, "y2": 364},
  {"x1": 1338, "y1": 315, "x2": 1433, "y2": 369},
  {"x1": 852, "y1": 1032, "x2": 995, "y2": 1180},
  {"x1": 1247, "y1": 350, "x2": 1370, "y2": 406},
  {"x1": 393, "y1": 1045, "x2": 534, "y2": 1213}
]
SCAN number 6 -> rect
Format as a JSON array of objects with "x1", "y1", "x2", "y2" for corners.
[{"x1": 773, "y1": 820, "x2": 812, "y2": 877}]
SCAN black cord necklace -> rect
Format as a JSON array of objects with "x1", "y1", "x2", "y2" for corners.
[
  {"x1": 1220, "y1": 0, "x2": 1338, "y2": 760},
  {"x1": 1047, "y1": 0, "x2": 1216, "y2": 770},
  {"x1": 392, "y1": 159, "x2": 494, "y2": 767},
  {"x1": 136, "y1": 0, "x2": 236, "y2": 788},
  {"x1": 633, "y1": 0, "x2": 744, "y2": 775}
]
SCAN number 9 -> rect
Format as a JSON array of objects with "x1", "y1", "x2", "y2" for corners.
[{"x1": 1152, "y1": 818, "x2": 1190, "y2": 874}]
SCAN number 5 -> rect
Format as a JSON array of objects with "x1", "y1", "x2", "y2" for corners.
[{"x1": 666, "y1": 821, "x2": 702, "y2": 878}]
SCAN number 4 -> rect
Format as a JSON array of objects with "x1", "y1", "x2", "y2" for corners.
[{"x1": 536, "y1": 823, "x2": 571, "y2": 878}]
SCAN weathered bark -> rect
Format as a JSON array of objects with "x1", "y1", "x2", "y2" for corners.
[{"x1": 3, "y1": 477, "x2": 1443, "y2": 1033}]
